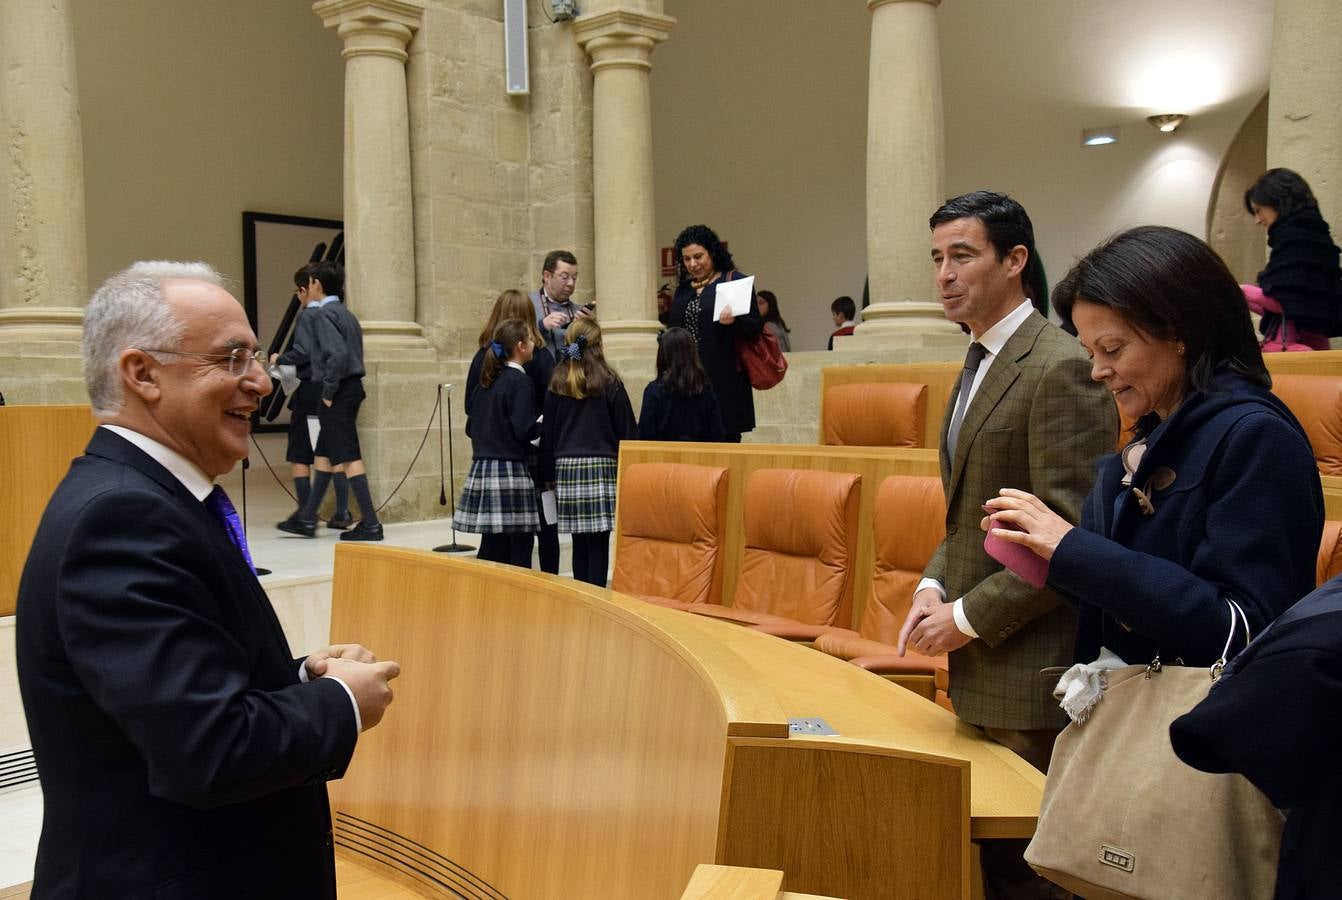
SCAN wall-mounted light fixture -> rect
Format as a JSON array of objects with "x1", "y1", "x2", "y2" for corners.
[
  {"x1": 1146, "y1": 114, "x2": 1189, "y2": 133},
  {"x1": 1081, "y1": 126, "x2": 1120, "y2": 148},
  {"x1": 549, "y1": 0, "x2": 578, "y2": 20}
]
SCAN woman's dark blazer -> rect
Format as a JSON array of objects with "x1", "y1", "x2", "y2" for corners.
[
  {"x1": 1049, "y1": 373, "x2": 1324, "y2": 666},
  {"x1": 668, "y1": 271, "x2": 762, "y2": 436}
]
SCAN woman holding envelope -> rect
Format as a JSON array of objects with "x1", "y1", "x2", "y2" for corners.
[
  {"x1": 668, "y1": 224, "x2": 762, "y2": 442},
  {"x1": 981, "y1": 226, "x2": 1322, "y2": 668}
]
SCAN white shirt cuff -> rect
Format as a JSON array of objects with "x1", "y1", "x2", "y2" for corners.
[
  {"x1": 915, "y1": 577, "x2": 946, "y2": 600},
  {"x1": 952, "y1": 599, "x2": 980, "y2": 639},
  {"x1": 298, "y1": 661, "x2": 363, "y2": 734}
]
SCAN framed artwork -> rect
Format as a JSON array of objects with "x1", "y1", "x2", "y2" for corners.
[{"x1": 241, "y1": 211, "x2": 343, "y2": 431}]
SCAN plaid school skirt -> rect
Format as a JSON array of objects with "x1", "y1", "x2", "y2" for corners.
[
  {"x1": 555, "y1": 456, "x2": 618, "y2": 534},
  {"x1": 455, "y1": 458, "x2": 539, "y2": 534}
]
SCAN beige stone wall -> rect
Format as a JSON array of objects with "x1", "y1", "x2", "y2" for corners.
[
  {"x1": 410, "y1": 0, "x2": 593, "y2": 365},
  {"x1": 1207, "y1": 95, "x2": 1269, "y2": 284}
]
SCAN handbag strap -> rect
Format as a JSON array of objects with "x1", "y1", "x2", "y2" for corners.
[
  {"x1": 1147, "y1": 597, "x2": 1252, "y2": 681},
  {"x1": 1210, "y1": 597, "x2": 1251, "y2": 681}
]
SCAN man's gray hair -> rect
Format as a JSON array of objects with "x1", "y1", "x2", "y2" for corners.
[{"x1": 83, "y1": 261, "x2": 224, "y2": 416}]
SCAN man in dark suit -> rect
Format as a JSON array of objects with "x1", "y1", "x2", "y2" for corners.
[
  {"x1": 896, "y1": 192, "x2": 1115, "y2": 898},
  {"x1": 16, "y1": 261, "x2": 400, "y2": 899}
]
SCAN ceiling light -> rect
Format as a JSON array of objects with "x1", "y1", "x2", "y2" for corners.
[
  {"x1": 1147, "y1": 114, "x2": 1188, "y2": 133},
  {"x1": 1081, "y1": 126, "x2": 1120, "y2": 148}
]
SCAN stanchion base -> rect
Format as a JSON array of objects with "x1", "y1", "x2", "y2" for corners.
[{"x1": 433, "y1": 543, "x2": 476, "y2": 554}]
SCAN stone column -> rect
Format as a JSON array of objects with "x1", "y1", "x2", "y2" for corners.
[
  {"x1": 573, "y1": 4, "x2": 675, "y2": 359},
  {"x1": 0, "y1": 0, "x2": 88, "y2": 353},
  {"x1": 849, "y1": 0, "x2": 960, "y2": 348},
  {"x1": 315, "y1": 0, "x2": 433, "y2": 359},
  {"x1": 1267, "y1": 0, "x2": 1342, "y2": 226}
]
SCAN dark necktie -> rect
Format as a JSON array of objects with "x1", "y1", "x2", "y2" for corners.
[
  {"x1": 205, "y1": 485, "x2": 256, "y2": 575},
  {"x1": 946, "y1": 341, "x2": 987, "y2": 459}
]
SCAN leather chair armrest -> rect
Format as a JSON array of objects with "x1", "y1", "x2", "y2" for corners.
[{"x1": 848, "y1": 652, "x2": 947, "y2": 676}]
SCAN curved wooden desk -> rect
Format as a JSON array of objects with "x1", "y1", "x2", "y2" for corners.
[{"x1": 329, "y1": 546, "x2": 1042, "y2": 900}]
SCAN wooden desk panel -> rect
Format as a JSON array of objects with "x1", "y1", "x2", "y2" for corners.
[
  {"x1": 328, "y1": 546, "x2": 1043, "y2": 900},
  {"x1": 0, "y1": 405, "x2": 96, "y2": 616},
  {"x1": 615, "y1": 442, "x2": 940, "y2": 627}
]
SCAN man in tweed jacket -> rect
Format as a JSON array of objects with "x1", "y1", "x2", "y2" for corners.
[
  {"x1": 899, "y1": 192, "x2": 1116, "y2": 763},
  {"x1": 898, "y1": 192, "x2": 1115, "y2": 898}
]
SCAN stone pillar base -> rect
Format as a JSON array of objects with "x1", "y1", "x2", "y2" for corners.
[
  {"x1": 361, "y1": 320, "x2": 438, "y2": 362},
  {"x1": 357, "y1": 358, "x2": 454, "y2": 523},
  {"x1": 845, "y1": 299, "x2": 963, "y2": 347},
  {"x1": 0, "y1": 341, "x2": 86, "y2": 404},
  {"x1": 598, "y1": 317, "x2": 661, "y2": 361}
]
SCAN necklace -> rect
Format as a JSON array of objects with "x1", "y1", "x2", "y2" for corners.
[{"x1": 691, "y1": 271, "x2": 720, "y2": 292}]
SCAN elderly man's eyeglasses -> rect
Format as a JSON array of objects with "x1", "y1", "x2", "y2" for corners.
[{"x1": 140, "y1": 347, "x2": 267, "y2": 377}]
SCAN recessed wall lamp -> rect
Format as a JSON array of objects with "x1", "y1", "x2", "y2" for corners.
[
  {"x1": 1081, "y1": 126, "x2": 1121, "y2": 147},
  {"x1": 1147, "y1": 114, "x2": 1189, "y2": 133}
]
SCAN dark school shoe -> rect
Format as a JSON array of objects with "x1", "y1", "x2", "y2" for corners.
[
  {"x1": 276, "y1": 515, "x2": 317, "y2": 537},
  {"x1": 339, "y1": 521, "x2": 384, "y2": 542}
]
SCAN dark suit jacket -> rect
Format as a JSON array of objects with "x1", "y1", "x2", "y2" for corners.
[
  {"x1": 16, "y1": 428, "x2": 358, "y2": 899},
  {"x1": 926, "y1": 311, "x2": 1117, "y2": 730}
]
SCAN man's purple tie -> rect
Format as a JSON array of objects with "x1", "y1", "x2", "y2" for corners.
[{"x1": 205, "y1": 485, "x2": 256, "y2": 575}]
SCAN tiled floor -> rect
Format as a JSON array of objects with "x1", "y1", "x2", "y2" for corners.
[{"x1": 0, "y1": 431, "x2": 574, "y2": 893}]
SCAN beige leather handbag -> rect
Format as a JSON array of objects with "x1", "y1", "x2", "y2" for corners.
[{"x1": 1025, "y1": 600, "x2": 1283, "y2": 900}]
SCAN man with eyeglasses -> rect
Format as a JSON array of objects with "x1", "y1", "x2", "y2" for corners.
[
  {"x1": 15, "y1": 261, "x2": 399, "y2": 899},
  {"x1": 278, "y1": 261, "x2": 382, "y2": 541},
  {"x1": 529, "y1": 249, "x2": 595, "y2": 359}
]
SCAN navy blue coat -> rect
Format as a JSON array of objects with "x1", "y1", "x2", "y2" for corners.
[
  {"x1": 1049, "y1": 373, "x2": 1323, "y2": 665},
  {"x1": 16, "y1": 429, "x2": 357, "y2": 899},
  {"x1": 1172, "y1": 578, "x2": 1342, "y2": 899}
]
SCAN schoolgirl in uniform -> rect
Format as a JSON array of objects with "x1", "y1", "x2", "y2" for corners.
[
  {"x1": 465, "y1": 289, "x2": 556, "y2": 571},
  {"x1": 541, "y1": 318, "x2": 637, "y2": 586},
  {"x1": 638, "y1": 326, "x2": 725, "y2": 442},
  {"x1": 456, "y1": 318, "x2": 541, "y2": 568}
]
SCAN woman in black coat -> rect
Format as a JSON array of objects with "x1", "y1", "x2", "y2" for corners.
[
  {"x1": 1242, "y1": 167, "x2": 1342, "y2": 350},
  {"x1": 667, "y1": 224, "x2": 762, "y2": 442}
]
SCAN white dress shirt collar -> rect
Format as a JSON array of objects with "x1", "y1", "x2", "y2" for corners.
[
  {"x1": 973, "y1": 298, "x2": 1035, "y2": 356},
  {"x1": 101, "y1": 424, "x2": 214, "y2": 501}
]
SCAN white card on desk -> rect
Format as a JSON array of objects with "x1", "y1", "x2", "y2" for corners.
[{"x1": 712, "y1": 275, "x2": 755, "y2": 319}]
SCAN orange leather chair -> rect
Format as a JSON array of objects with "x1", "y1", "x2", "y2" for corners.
[
  {"x1": 1270, "y1": 374, "x2": 1342, "y2": 475},
  {"x1": 690, "y1": 468, "x2": 861, "y2": 629},
  {"x1": 822, "y1": 382, "x2": 928, "y2": 447},
  {"x1": 810, "y1": 475, "x2": 951, "y2": 708},
  {"x1": 1319, "y1": 520, "x2": 1342, "y2": 586},
  {"x1": 612, "y1": 462, "x2": 729, "y2": 607}
]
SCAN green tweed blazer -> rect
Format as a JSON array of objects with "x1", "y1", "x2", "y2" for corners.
[{"x1": 926, "y1": 311, "x2": 1117, "y2": 730}]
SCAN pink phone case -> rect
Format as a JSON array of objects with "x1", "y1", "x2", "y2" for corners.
[{"x1": 984, "y1": 517, "x2": 1049, "y2": 588}]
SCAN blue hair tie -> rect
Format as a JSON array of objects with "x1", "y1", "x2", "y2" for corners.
[
  {"x1": 490, "y1": 340, "x2": 506, "y2": 359},
  {"x1": 561, "y1": 335, "x2": 586, "y2": 361}
]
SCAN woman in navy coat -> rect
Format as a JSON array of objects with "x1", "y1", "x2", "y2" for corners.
[{"x1": 983, "y1": 226, "x2": 1323, "y2": 667}]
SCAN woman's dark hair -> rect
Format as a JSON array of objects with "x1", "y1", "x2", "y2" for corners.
[
  {"x1": 1244, "y1": 168, "x2": 1319, "y2": 220},
  {"x1": 673, "y1": 224, "x2": 736, "y2": 285},
  {"x1": 655, "y1": 327, "x2": 708, "y2": 397},
  {"x1": 481, "y1": 318, "x2": 531, "y2": 388},
  {"x1": 1053, "y1": 226, "x2": 1269, "y2": 394},
  {"x1": 756, "y1": 290, "x2": 789, "y2": 331}
]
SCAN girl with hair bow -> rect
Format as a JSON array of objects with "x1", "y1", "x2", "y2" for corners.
[
  {"x1": 541, "y1": 318, "x2": 637, "y2": 586},
  {"x1": 456, "y1": 317, "x2": 543, "y2": 568}
]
